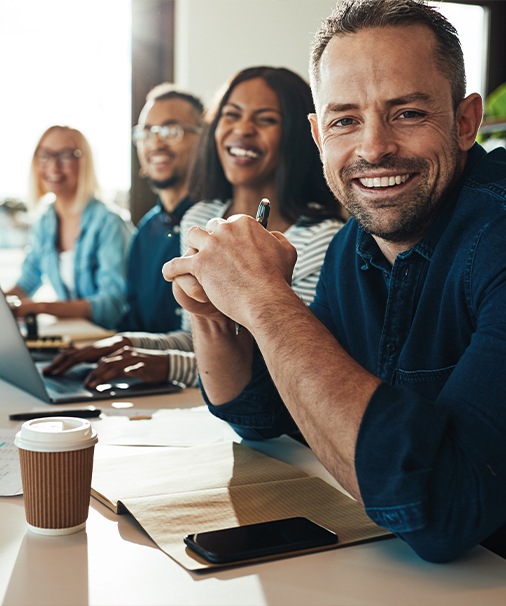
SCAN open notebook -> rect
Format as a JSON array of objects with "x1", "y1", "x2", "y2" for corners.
[
  {"x1": 91, "y1": 440, "x2": 392, "y2": 571},
  {"x1": 0, "y1": 290, "x2": 182, "y2": 404}
]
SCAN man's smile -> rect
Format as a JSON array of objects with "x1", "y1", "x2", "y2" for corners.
[{"x1": 358, "y1": 173, "x2": 410, "y2": 188}]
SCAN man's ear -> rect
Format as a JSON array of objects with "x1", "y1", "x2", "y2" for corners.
[
  {"x1": 456, "y1": 93, "x2": 483, "y2": 151},
  {"x1": 308, "y1": 113, "x2": 323, "y2": 155}
]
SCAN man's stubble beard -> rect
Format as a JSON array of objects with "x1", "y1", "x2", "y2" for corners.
[
  {"x1": 147, "y1": 174, "x2": 180, "y2": 191},
  {"x1": 323, "y1": 137, "x2": 460, "y2": 244}
]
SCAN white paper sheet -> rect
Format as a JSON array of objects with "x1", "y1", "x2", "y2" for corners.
[
  {"x1": 0, "y1": 429, "x2": 23, "y2": 496},
  {"x1": 0, "y1": 407, "x2": 233, "y2": 496},
  {"x1": 93, "y1": 406, "x2": 233, "y2": 447}
]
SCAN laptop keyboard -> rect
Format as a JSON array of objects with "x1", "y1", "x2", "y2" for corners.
[
  {"x1": 43, "y1": 371, "x2": 92, "y2": 394},
  {"x1": 40, "y1": 363, "x2": 95, "y2": 394}
]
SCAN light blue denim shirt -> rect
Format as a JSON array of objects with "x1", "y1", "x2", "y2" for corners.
[{"x1": 16, "y1": 197, "x2": 132, "y2": 329}]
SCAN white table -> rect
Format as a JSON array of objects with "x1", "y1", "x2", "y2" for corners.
[{"x1": 1, "y1": 377, "x2": 506, "y2": 606}]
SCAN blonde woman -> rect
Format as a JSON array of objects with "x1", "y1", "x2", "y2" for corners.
[{"x1": 6, "y1": 125, "x2": 131, "y2": 329}]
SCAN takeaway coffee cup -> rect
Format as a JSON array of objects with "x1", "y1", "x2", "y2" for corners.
[{"x1": 15, "y1": 417, "x2": 98, "y2": 535}]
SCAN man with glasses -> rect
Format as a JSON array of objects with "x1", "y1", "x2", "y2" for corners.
[{"x1": 121, "y1": 83, "x2": 204, "y2": 333}]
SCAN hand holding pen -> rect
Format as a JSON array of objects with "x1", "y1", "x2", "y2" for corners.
[
  {"x1": 234, "y1": 198, "x2": 271, "y2": 335},
  {"x1": 163, "y1": 197, "x2": 278, "y2": 320}
]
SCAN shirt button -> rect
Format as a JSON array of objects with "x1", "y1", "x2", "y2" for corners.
[{"x1": 386, "y1": 342, "x2": 397, "y2": 353}]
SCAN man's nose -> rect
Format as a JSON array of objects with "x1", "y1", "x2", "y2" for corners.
[{"x1": 355, "y1": 119, "x2": 399, "y2": 164}]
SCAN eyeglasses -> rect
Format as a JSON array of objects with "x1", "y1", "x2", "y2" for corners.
[
  {"x1": 132, "y1": 123, "x2": 202, "y2": 146},
  {"x1": 35, "y1": 148, "x2": 82, "y2": 166}
]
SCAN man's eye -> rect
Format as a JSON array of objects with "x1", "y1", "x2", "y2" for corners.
[
  {"x1": 331, "y1": 117, "x2": 355, "y2": 128},
  {"x1": 160, "y1": 126, "x2": 178, "y2": 137},
  {"x1": 398, "y1": 110, "x2": 425, "y2": 120}
]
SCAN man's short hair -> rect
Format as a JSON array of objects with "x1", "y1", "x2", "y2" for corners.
[
  {"x1": 146, "y1": 83, "x2": 205, "y2": 120},
  {"x1": 310, "y1": 0, "x2": 466, "y2": 111}
]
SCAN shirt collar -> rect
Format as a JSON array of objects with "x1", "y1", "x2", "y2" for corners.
[{"x1": 158, "y1": 195, "x2": 194, "y2": 227}]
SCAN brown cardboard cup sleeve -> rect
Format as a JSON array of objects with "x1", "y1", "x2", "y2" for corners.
[{"x1": 15, "y1": 417, "x2": 98, "y2": 536}]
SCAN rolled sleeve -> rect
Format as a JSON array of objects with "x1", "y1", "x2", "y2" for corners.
[
  {"x1": 356, "y1": 384, "x2": 449, "y2": 532},
  {"x1": 356, "y1": 383, "x2": 506, "y2": 562}
]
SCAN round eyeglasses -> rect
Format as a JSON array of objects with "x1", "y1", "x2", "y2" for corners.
[
  {"x1": 132, "y1": 123, "x2": 202, "y2": 146},
  {"x1": 35, "y1": 148, "x2": 82, "y2": 166}
]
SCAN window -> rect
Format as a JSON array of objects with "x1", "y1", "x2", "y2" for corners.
[
  {"x1": 431, "y1": 2, "x2": 488, "y2": 97},
  {"x1": 0, "y1": 0, "x2": 132, "y2": 206}
]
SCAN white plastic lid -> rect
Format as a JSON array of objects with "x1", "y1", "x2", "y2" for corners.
[{"x1": 14, "y1": 417, "x2": 98, "y2": 452}]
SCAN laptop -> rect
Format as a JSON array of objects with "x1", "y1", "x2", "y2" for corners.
[{"x1": 0, "y1": 290, "x2": 182, "y2": 404}]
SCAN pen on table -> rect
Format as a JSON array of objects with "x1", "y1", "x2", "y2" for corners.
[
  {"x1": 235, "y1": 198, "x2": 271, "y2": 335},
  {"x1": 9, "y1": 407, "x2": 102, "y2": 421}
]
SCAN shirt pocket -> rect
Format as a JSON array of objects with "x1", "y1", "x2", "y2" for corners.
[{"x1": 395, "y1": 365, "x2": 456, "y2": 399}]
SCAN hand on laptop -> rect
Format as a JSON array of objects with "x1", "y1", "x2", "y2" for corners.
[
  {"x1": 82, "y1": 346, "x2": 170, "y2": 389},
  {"x1": 43, "y1": 335, "x2": 134, "y2": 376}
]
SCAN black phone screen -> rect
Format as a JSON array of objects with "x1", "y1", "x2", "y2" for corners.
[{"x1": 184, "y1": 517, "x2": 338, "y2": 563}]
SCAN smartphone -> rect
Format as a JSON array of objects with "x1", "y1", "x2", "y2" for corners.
[{"x1": 184, "y1": 516, "x2": 338, "y2": 564}]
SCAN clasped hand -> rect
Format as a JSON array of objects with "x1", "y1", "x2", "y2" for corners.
[{"x1": 162, "y1": 214, "x2": 297, "y2": 329}]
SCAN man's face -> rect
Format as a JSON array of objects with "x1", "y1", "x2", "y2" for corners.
[
  {"x1": 309, "y1": 25, "x2": 470, "y2": 246},
  {"x1": 136, "y1": 98, "x2": 201, "y2": 191}
]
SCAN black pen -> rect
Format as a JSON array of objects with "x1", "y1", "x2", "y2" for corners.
[
  {"x1": 235, "y1": 198, "x2": 271, "y2": 335},
  {"x1": 256, "y1": 197, "x2": 271, "y2": 227},
  {"x1": 9, "y1": 407, "x2": 102, "y2": 421}
]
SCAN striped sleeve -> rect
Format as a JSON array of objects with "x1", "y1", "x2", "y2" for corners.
[
  {"x1": 287, "y1": 218, "x2": 343, "y2": 305},
  {"x1": 118, "y1": 330, "x2": 197, "y2": 386},
  {"x1": 180, "y1": 200, "x2": 229, "y2": 334},
  {"x1": 180, "y1": 200, "x2": 228, "y2": 256}
]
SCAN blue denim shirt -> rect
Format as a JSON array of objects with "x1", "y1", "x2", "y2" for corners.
[
  {"x1": 17, "y1": 198, "x2": 132, "y2": 329},
  {"x1": 118, "y1": 196, "x2": 194, "y2": 332},
  {"x1": 205, "y1": 143, "x2": 506, "y2": 562}
]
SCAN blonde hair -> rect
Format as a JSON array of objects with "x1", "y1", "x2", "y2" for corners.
[{"x1": 29, "y1": 125, "x2": 99, "y2": 212}]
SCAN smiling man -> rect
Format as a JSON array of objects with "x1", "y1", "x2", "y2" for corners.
[
  {"x1": 120, "y1": 84, "x2": 204, "y2": 332},
  {"x1": 162, "y1": 0, "x2": 506, "y2": 563}
]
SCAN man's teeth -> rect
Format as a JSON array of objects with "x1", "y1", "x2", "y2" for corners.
[
  {"x1": 229, "y1": 146, "x2": 259, "y2": 159},
  {"x1": 359, "y1": 174, "x2": 409, "y2": 188}
]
